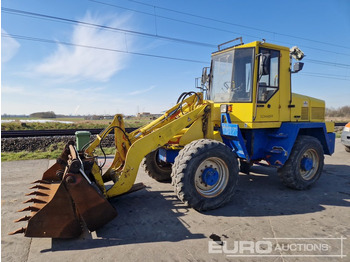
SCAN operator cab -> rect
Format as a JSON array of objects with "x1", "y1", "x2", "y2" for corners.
[
  {"x1": 208, "y1": 41, "x2": 283, "y2": 105},
  {"x1": 205, "y1": 39, "x2": 300, "y2": 126}
]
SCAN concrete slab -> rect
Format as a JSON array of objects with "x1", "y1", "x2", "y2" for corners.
[
  {"x1": 2, "y1": 159, "x2": 50, "y2": 262},
  {"x1": 2, "y1": 139, "x2": 349, "y2": 261}
]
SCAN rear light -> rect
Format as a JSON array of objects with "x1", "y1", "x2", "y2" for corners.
[{"x1": 344, "y1": 123, "x2": 350, "y2": 132}]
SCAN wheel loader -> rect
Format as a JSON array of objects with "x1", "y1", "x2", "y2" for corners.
[{"x1": 10, "y1": 38, "x2": 335, "y2": 238}]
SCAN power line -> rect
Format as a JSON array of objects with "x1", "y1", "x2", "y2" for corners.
[
  {"x1": 3, "y1": 8, "x2": 350, "y2": 68},
  {"x1": 1, "y1": 33, "x2": 209, "y2": 64},
  {"x1": 89, "y1": 0, "x2": 259, "y2": 40},
  {"x1": 3, "y1": 10, "x2": 350, "y2": 70},
  {"x1": 118, "y1": 0, "x2": 350, "y2": 51},
  {"x1": 4, "y1": 6, "x2": 350, "y2": 62},
  {"x1": 3, "y1": 32, "x2": 350, "y2": 81},
  {"x1": 304, "y1": 59, "x2": 350, "y2": 68},
  {"x1": 4, "y1": 8, "x2": 350, "y2": 70},
  {"x1": 3, "y1": 6, "x2": 254, "y2": 50},
  {"x1": 302, "y1": 72, "x2": 350, "y2": 78},
  {"x1": 2, "y1": 7, "x2": 216, "y2": 48},
  {"x1": 300, "y1": 73, "x2": 350, "y2": 81},
  {"x1": 88, "y1": 0, "x2": 350, "y2": 54}
]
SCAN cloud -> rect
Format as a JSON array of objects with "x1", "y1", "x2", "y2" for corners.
[
  {"x1": 1, "y1": 83, "x2": 129, "y2": 115},
  {"x1": 128, "y1": 86, "x2": 155, "y2": 95},
  {"x1": 1, "y1": 85, "x2": 24, "y2": 94},
  {"x1": 1, "y1": 29, "x2": 20, "y2": 62},
  {"x1": 34, "y1": 12, "x2": 133, "y2": 82}
]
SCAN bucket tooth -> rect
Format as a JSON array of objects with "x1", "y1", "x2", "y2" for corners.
[
  {"x1": 26, "y1": 191, "x2": 49, "y2": 197},
  {"x1": 14, "y1": 216, "x2": 32, "y2": 222},
  {"x1": 29, "y1": 185, "x2": 49, "y2": 190},
  {"x1": 23, "y1": 182, "x2": 83, "y2": 238},
  {"x1": 18, "y1": 206, "x2": 40, "y2": 212},
  {"x1": 8, "y1": 227, "x2": 27, "y2": 235},
  {"x1": 23, "y1": 198, "x2": 47, "y2": 204},
  {"x1": 31, "y1": 180, "x2": 51, "y2": 184}
]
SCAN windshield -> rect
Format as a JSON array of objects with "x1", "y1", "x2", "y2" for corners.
[{"x1": 209, "y1": 48, "x2": 254, "y2": 103}]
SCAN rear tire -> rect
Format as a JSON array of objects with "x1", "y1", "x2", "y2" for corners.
[
  {"x1": 278, "y1": 135, "x2": 324, "y2": 190},
  {"x1": 172, "y1": 139, "x2": 239, "y2": 211},
  {"x1": 142, "y1": 150, "x2": 172, "y2": 182}
]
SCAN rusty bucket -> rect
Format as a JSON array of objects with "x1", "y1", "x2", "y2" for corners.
[{"x1": 9, "y1": 142, "x2": 118, "y2": 238}]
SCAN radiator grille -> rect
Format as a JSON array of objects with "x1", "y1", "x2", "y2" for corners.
[
  {"x1": 311, "y1": 107, "x2": 325, "y2": 120},
  {"x1": 301, "y1": 107, "x2": 309, "y2": 120}
]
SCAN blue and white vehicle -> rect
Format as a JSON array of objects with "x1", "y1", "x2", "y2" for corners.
[{"x1": 341, "y1": 123, "x2": 350, "y2": 153}]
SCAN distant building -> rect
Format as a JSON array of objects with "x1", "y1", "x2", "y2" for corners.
[
  {"x1": 137, "y1": 112, "x2": 162, "y2": 119},
  {"x1": 137, "y1": 112, "x2": 151, "y2": 118},
  {"x1": 84, "y1": 115, "x2": 116, "y2": 120}
]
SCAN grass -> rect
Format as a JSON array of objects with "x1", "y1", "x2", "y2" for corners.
[
  {"x1": 1, "y1": 117, "x2": 152, "y2": 131},
  {"x1": 2, "y1": 151, "x2": 61, "y2": 161},
  {"x1": 1, "y1": 142, "x2": 116, "y2": 162},
  {"x1": 2, "y1": 121, "x2": 104, "y2": 131},
  {"x1": 1, "y1": 142, "x2": 65, "y2": 161}
]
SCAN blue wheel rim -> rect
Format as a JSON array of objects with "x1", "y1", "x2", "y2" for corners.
[{"x1": 194, "y1": 157, "x2": 229, "y2": 198}]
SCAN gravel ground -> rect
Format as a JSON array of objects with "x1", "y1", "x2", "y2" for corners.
[{"x1": 1, "y1": 139, "x2": 349, "y2": 262}]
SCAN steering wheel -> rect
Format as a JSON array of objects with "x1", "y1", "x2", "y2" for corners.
[{"x1": 223, "y1": 81, "x2": 236, "y2": 91}]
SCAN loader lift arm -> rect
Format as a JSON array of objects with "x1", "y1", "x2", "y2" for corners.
[{"x1": 86, "y1": 92, "x2": 208, "y2": 197}]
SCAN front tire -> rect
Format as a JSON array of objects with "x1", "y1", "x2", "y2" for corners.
[
  {"x1": 142, "y1": 150, "x2": 172, "y2": 182},
  {"x1": 278, "y1": 135, "x2": 324, "y2": 190},
  {"x1": 172, "y1": 139, "x2": 239, "y2": 211}
]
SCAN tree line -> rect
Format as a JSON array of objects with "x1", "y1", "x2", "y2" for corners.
[
  {"x1": 326, "y1": 106, "x2": 350, "y2": 118},
  {"x1": 29, "y1": 111, "x2": 56, "y2": 118}
]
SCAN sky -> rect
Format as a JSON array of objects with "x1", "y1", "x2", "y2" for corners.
[{"x1": 1, "y1": 0, "x2": 350, "y2": 116}]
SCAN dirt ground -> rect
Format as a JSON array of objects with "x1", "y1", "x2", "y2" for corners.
[{"x1": 1, "y1": 139, "x2": 349, "y2": 262}]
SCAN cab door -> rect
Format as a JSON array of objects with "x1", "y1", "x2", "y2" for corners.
[{"x1": 255, "y1": 48, "x2": 280, "y2": 122}]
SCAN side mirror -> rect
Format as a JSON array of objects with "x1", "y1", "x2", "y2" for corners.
[
  {"x1": 201, "y1": 67, "x2": 209, "y2": 86},
  {"x1": 259, "y1": 53, "x2": 271, "y2": 76},
  {"x1": 291, "y1": 62, "x2": 304, "y2": 73}
]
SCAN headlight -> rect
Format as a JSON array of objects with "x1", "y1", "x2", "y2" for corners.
[
  {"x1": 343, "y1": 123, "x2": 350, "y2": 132},
  {"x1": 220, "y1": 104, "x2": 228, "y2": 113},
  {"x1": 220, "y1": 104, "x2": 233, "y2": 113}
]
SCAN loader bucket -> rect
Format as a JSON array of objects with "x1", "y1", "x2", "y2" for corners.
[{"x1": 10, "y1": 142, "x2": 118, "y2": 238}]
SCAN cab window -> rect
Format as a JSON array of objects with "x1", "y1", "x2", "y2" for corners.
[
  {"x1": 210, "y1": 48, "x2": 254, "y2": 103},
  {"x1": 258, "y1": 49, "x2": 280, "y2": 103}
]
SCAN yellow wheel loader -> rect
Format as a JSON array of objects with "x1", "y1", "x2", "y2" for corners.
[{"x1": 10, "y1": 39, "x2": 335, "y2": 238}]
